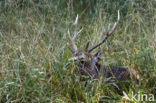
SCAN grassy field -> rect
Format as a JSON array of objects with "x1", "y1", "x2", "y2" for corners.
[{"x1": 0, "y1": 0, "x2": 156, "y2": 102}]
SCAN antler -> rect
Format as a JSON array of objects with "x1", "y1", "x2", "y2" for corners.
[
  {"x1": 87, "y1": 10, "x2": 120, "y2": 53},
  {"x1": 68, "y1": 15, "x2": 83, "y2": 54}
]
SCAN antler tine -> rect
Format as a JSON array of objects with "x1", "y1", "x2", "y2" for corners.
[
  {"x1": 87, "y1": 10, "x2": 120, "y2": 53},
  {"x1": 108, "y1": 10, "x2": 120, "y2": 35},
  {"x1": 68, "y1": 15, "x2": 83, "y2": 54}
]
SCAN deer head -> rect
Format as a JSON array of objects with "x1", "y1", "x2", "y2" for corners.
[
  {"x1": 68, "y1": 11, "x2": 120, "y2": 60},
  {"x1": 67, "y1": 11, "x2": 120, "y2": 80}
]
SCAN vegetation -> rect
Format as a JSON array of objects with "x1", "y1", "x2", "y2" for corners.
[{"x1": 0, "y1": 0, "x2": 155, "y2": 102}]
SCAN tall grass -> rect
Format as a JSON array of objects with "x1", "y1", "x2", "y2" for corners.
[{"x1": 0, "y1": 0, "x2": 155, "y2": 102}]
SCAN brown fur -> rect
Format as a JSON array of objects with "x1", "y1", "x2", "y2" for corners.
[{"x1": 76, "y1": 61, "x2": 141, "y2": 82}]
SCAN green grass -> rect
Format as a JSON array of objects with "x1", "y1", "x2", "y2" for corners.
[{"x1": 0, "y1": 0, "x2": 156, "y2": 102}]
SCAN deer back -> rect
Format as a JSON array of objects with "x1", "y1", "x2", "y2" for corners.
[{"x1": 76, "y1": 60, "x2": 140, "y2": 82}]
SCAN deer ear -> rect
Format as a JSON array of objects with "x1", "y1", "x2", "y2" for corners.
[
  {"x1": 94, "y1": 50, "x2": 103, "y2": 57},
  {"x1": 93, "y1": 51, "x2": 103, "y2": 62}
]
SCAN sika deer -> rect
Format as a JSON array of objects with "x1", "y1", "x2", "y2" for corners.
[{"x1": 67, "y1": 11, "x2": 141, "y2": 84}]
